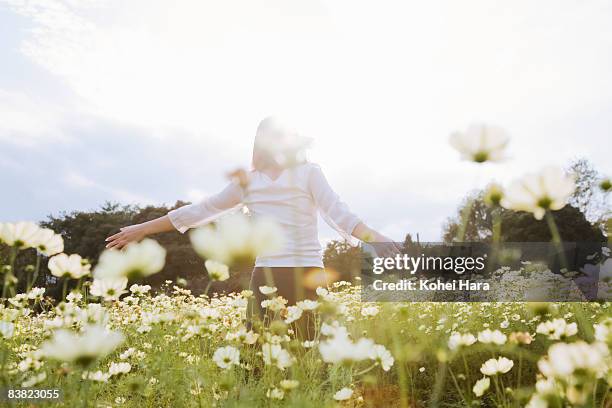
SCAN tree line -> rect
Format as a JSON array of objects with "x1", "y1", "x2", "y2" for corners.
[{"x1": 2, "y1": 159, "x2": 607, "y2": 298}]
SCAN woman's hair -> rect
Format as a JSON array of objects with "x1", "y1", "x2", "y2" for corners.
[{"x1": 252, "y1": 117, "x2": 311, "y2": 171}]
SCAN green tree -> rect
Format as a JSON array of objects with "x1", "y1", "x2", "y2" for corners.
[
  {"x1": 323, "y1": 240, "x2": 363, "y2": 282},
  {"x1": 442, "y1": 193, "x2": 605, "y2": 243}
]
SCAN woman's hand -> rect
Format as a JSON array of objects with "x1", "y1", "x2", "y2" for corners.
[
  {"x1": 352, "y1": 223, "x2": 402, "y2": 257},
  {"x1": 105, "y1": 224, "x2": 148, "y2": 250}
]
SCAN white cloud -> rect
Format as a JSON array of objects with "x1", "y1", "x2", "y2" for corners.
[
  {"x1": 0, "y1": 89, "x2": 68, "y2": 145},
  {"x1": 62, "y1": 170, "x2": 155, "y2": 204},
  {"x1": 2, "y1": 0, "x2": 611, "y2": 239}
]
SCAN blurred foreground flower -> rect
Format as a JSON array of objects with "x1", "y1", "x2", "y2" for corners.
[
  {"x1": 41, "y1": 325, "x2": 124, "y2": 367},
  {"x1": 448, "y1": 332, "x2": 476, "y2": 351},
  {"x1": 472, "y1": 377, "x2": 490, "y2": 397},
  {"x1": 477, "y1": 329, "x2": 507, "y2": 345},
  {"x1": 190, "y1": 213, "x2": 284, "y2": 266},
  {"x1": 537, "y1": 341, "x2": 609, "y2": 378},
  {"x1": 31, "y1": 228, "x2": 64, "y2": 256},
  {"x1": 0, "y1": 321, "x2": 15, "y2": 339},
  {"x1": 449, "y1": 124, "x2": 509, "y2": 163},
  {"x1": 94, "y1": 239, "x2": 166, "y2": 280},
  {"x1": 48, "y1": 254, "x2": 91, "y2": 279},
  {"x1": 502, "y1": 166, "x2": 575, "y2": 220},
  {"x1": 483, "y1": 183, "x2": 504, "y2": 207},
  {"x1": 333, "y1": 387, "x2": 353, "y2": 401},
  {"x1": 536, "y1": 318, "x2": 577, "y2": 340},
  {"x1": 0, "y1": 222, "x2": 40, "y2": 249},
  {"x1": 600, "y1": 178, "x2": 611, "y2": 193},
  {"x1": 319, "y1": 323, "x2": 375, "y2": 364},
  {"x1": 205, "y1": 260, "x2": 229, "y2": 281}
]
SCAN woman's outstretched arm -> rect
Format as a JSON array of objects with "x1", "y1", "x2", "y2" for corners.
[
  {"x1": 105, "y1": 216, "x2": 174, "y2": 249},
  {"x1": 105, "y1": 177, "x2": 244, "y2": 250},
  {"x1": 351, "y1": 222, "x2": 391, "y2": 243}
]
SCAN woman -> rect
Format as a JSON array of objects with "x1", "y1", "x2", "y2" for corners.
[{"x1": 105, "y1": 117, "x2": 395, "y2": 314}]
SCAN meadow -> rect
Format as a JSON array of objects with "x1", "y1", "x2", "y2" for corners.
[
  {"x1": 1, "y1": 124, "x2": 610, "y2": 407},
  {"x1": 0, "y1": 266, "x2": 611, "y2": 407}
]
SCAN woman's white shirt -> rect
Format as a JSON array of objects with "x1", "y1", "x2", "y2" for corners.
[{"x1": 167, "y1": 163, "x2": 361, "y2": 267}]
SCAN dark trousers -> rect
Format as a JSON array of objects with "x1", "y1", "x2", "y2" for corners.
[{"x1": 248, "y1": 266, "x2": 326, "y2": 338}]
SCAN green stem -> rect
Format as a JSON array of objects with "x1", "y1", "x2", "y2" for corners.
[
  {"x1": 2, "y1": 247, "x2": 18, "y2": 300},
  {"x1": 204, "y1": 281, "x2": 212, "y2": 297},
  {"x1": 28, "y1": 253, "x2": 42, "y2": 291},
  {"x1": 62, "y1": 277, "x2": 69, "y2": 301},
  {"x1": 456, "y1": 198, "x2": 475, "y2": 242},
  {"x1": 545, "y1": 210, "x2": 568, "y2": 271},
  {"x1": 392, "y1": 337, "x2": 410, "y2": 408},
  {"x1": 353, "y1": 362, "x2": 378, "y2": 377},
  {"x1": 492, "y1": 207, "x2": 502, "y2": 244},
  {"x1": 448, "y1": 365, "x2": 469, "y2": 406},
  {"x1": 428, "y1": 361, "x2": 447, "y2": 408}
]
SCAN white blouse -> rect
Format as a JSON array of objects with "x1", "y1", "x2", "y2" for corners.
[{"x1": 167, "y1": 163, "x2": 362, "y2": 267}]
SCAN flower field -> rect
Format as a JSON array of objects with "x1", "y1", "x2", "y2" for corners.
[
  {"x1": 1, "y1": 125, "x2": 610, "y2": 407},
  {"x1": 1, "y1": 276, "x2": 611, "y2": 407}
]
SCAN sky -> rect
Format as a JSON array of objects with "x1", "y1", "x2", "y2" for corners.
[{"x1": 1, "y1": 0, "x2": 611, "y2": 242}]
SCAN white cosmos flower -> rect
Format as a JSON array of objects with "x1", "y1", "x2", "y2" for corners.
[
  {"x1": 190, "y1": 213, "x2": 284, "y2": 265},
  {"x1": 449, "y1": 124, "x2": 509, "y2": 163},
  {"x1": 316, "y1": 287, "x2": 329, "y2": 297},
  {"x1": 360, "y1": 305, "x2": 380, "y2": 317},
  {"x1": 0, "y1": 221, "x2": 40, "y2": 249},
  {"x1": 480, "y1": 357, "x2": 514, "y2": 376},
  {"x1": 477, "y1": 329, "x2": 507, "y2": 345},
  {"x1": 26, "y1": 287, "x2": 44, "y2": 299},
  {"x1": 249, "y1": 217, "x2": 286, "y2": 257},
  {"x1": 472, "y1": 377, "x2": 490, "y2": 397},
  {"x1": 266, "y1": 388, "x2": 285, "y2": 400},
  {"x1": 259, "y1": 286, "x2": 277, "y2": 295},
  {"x1": 0, "y1": 321, "x2": 15, "y2": 339},
  {"x1": 30, "y1": 228, "x2": 64, "y2": 256},
  {"x1": 536, "y1": 318, "x2": 578, "y2": 340},
  {"x1": 48, "y1": 254, "x2": 91, "y2": 279},
  {"x1": 108, "y1": 362, "x2": 131, "y2": 376},
  {"x1": 284, "y1": 306, "x2": 303, "y2": 324},
  {"x1": 22, "y1": 372, "x2": 47, "y2": 387},
  {"x1": 212, "y1": 346, "x2": 240, "y2": 369},
  {"x1": 537, "y1": 341, "x2": 609, "y2": 378},
  {"x1": 448, "y1": 332, "x2": 477, "y2": 351},
  {"x1": 369, "y1": 344, "x2": 395, "y2": 371},
  {"x1": 90, "y1": 278, "x2": 128, "y2": 301},
  {"x1": 66, "y1": 292, "x2": 83, "y2": 303},
  {"x1": 94, "y1": 239, "x2": 166, "y2": 280},
  {"x1": 296, "y1": 299, "x2": 319, "y2": 311},
  {"x1": 333, "y1": 387, "x2": 353, "y2": 401},
  {"x1": 593, "y1": 318, "x2": 612, "y2": 343},
  {"x1": 82, "y1": 370, "x2": 110, "y2": 382},
  {"x1": 226, "y1": 327, "x2": 259, "y2": 345},
  {"x1": 40, "y1": 325, "x2": 124, "y2": 366},
  {"x1": 205, "y1": 260, "x2": 230, "y2": 281},
  {"x1": 319, "y1": 333, "x2": 374, "y2": 364},
  {"x1": 261, "y1": 297, "x2": 287, "y2": 312},
  {"x1": 262, "y1": 343, "x2": 293, "y2": 370},
  {"x1": 129, "y1": 284, "x2": 151, "y2": 295},
  {"x1": 502, "y1": 166, "x2": 575, "y2": 220}
]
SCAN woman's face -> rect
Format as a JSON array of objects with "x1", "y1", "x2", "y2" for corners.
[{"x1": 254, "y1": 118, "x2": 311, "y2": 169}]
